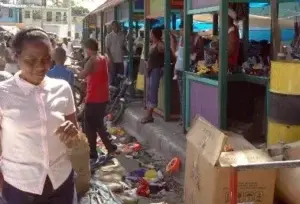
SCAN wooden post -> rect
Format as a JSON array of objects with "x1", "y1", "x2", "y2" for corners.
[
  {"x1": 128, "y1": 0, "x2": 134, "y2": 79},
  {"x1": 242, "y1": 3, "x2": 249, "y2": 60},
  {"x1": 164, "y1": 0, "x2": 171, "y2": 120},
  {"x1": 212, "y1": 13, "x2": 218, "y2": 36},
  {"x1": 219, "y1": 0, "x2": 229, "y2": 129},
  {"x1": 100, "y1": 12, "x2": 104, "y2": 54},
  {"x1": 271, "y1": 0, "x2": 280, "y2": 60},
  {"x1": 114, "y1": 6, "x2": 118, "y2": 20},
  {"x1": 172, "y1": 14, "x2": 177, "y2": 30},
  {"x1": 183, "y1": 0, "x2": 192, "y2": 130}
]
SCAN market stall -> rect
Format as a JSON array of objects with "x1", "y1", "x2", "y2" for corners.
[
  {"x1": 82, "y1": 13, "x2": 97, "y2": 42},
  {"x1": 183, "y1": 0, "x2": 296, "y2": 143},
  {"x1": 116, "y1": 0, "x2": 144, "y2": 83},
  {"x1": 142, "y1": 0, "x2": 183, "y2": 120}
]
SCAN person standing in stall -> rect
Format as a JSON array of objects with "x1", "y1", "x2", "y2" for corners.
[
  {"x1": 228, "y1": 8, "x2": 240, "y2": 72},
  {"x1": 141, "y1": 27, "x2": 164, "y2": 124},
  {"x1": 105, "y1": 21, "x2": 127, "y2": 86},
  {"x1": 171, "y1": 22, "x2": 204, "y2": 125}
]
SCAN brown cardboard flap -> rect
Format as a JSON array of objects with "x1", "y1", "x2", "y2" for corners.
[
  {"x1": 225, "y1": 132, "x2": 255, "y2": 151},
  {"x1": 186, "y1": 116, "x2": 227, "y2": 166},
  {"x1": 219, "y1": 149, "x2": 273, "y2": 167},
  {"x1": 284, "y1": 141, "x2": 300, "y2": 160}
]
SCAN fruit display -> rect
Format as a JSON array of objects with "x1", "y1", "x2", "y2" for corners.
[{"x1": 196, "y1": 60, "x2": 219, "y2": 76}]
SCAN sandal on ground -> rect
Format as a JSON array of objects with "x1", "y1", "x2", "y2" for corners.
[{"x1": 141, "y1": 117, "x2": 154, "y2": 124}]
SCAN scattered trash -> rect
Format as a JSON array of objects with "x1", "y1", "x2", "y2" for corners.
[
  {"x1": 144, "y1": 169, "x2": 158, "y2": 181},
  {"x1": 120, "y1": 143, "x2": 142, "y2": 154},
  {"x1": 79, "y1": 180, "x2": 122, "y2": 204},
  {"x1": 165, "y1": 157, "x2": 181, "y2": 174},
  {"x1": 90, "y1": 123, "x2": 179, "y2": 204}
]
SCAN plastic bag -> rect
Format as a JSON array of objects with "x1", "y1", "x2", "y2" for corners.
[{"x1": 79, "y1": 180, "x2": 122, "y2": 204}]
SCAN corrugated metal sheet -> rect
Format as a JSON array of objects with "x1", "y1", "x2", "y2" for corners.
[{"x1": 92, "y1": 0, "x2": 125, "y2": 14}]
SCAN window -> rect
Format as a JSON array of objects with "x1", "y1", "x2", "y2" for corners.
[
  {"x1": 24, "y1": 10, "x2": 30, "y2": 18},
  {"x1": 72, "y1": 16, "x2": 77, "y2": 23},
  {"x1": 63, "y1": 12, "x2": 67, "y2": 23},
  {"x1": 55, "y1": 12, "x2": 61, "y2": 22},
  {"x1": 46, "y1": 11, "x2": 52, "y2": 21},
  {"x1": 32, "y1": 10, "x2": 41, "y2": 20},
  {"x1": 8, "y1": 9, "x2": 13, "y2": 18}
]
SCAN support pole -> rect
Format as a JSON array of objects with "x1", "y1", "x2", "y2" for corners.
[
  {"x1": 242, "y1": 3, "x2": 249, "y2": 60},
  {"x1": 164, "y1": 0, "x2": 171, "y2": 120},
  {"x1": 183, "y1": 0, "x2": 192, "y2": 130},
  {"x1": 114, "y1": 6, "x2": 118, "y2": 20},
  {"x1": 212, "y1": 13, "x2": 218, "y2": 36},
  {"x1": 68, "y1": 0, "x2": 72, "y2": 38},
  {"x1": 219, "y1": 0, "x2": 229, "y2": 129},
  {"x1": 128, "y1": 0, "x2": 134, "y2": 80},
  {"x1": 172, "y1": 14, "x2": 177, "y2": 30},
  {"x1": 144, "y1": 19, "x2": 150, "y2": 60},
  {"x1": 271, "y1": 0, "x2": 280, "y2": 60},
  {"x1": 100, "y1": 12, "x2": 104, "y2": 54}
]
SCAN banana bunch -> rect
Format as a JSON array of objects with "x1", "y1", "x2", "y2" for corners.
[
  {"x1": 211, "y1": 63, "x2": 219, "y2": 73},
  {"x1": 196, "y1": 61, "x2": 210, "y2": 75},
  {"x1": 196, "y1": 61, "x2": 219, "y2": 75}
]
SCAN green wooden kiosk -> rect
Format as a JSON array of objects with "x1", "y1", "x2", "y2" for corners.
[
  {"x1": 143, "y1": 0, "x2": 183, "y2": 120},
  {"x1": 116, "y1": 0, "x2": 144, "y2": 81},
  {"x1": 82, "y1": 13, "x2": 97, "y2": 42},
  {"x1": 183, "y1": 0, "x2": 293, "y2": 143},
  {"x1": 86, "y1": 0, "x2": 139, "y2": 80}
]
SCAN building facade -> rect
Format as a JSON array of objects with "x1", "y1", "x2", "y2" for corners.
[{"x1": 0, "y1": 6, "x2": 21, "y2": 25}]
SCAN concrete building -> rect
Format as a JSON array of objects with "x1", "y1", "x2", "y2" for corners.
[{"x1": 0, "y1": 5, "x2": 21, "y2": 26}]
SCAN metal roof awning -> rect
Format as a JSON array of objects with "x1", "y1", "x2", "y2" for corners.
[{"x1": 92, "y1": 0, "x2": 125, "y2": 14}]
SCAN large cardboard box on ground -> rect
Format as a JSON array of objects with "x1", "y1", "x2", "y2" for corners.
[
  {"x1": 184, "y1": 117, "x2": 277, "y2": 204},
  {"x1": 275, "y1": 141, "x2": 300, "y2": 204}
]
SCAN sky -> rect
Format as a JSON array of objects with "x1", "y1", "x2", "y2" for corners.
[{"x1": 80, "y1": 0, "x2": 106, "y2": 11}]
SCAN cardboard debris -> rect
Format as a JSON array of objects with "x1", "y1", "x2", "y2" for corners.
[
  {"x1": 275, "y1": 141, "x2": 300, "y2": 204},
  {"x1": 184, "y1": 117, "x2": 276, "y2": 204}
]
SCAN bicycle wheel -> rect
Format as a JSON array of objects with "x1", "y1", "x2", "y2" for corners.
[
  {"x1": 110, "y1": 101, "x2": 126, "y2": 124},
  {"x1": 74, "y1": 85, "x2": 84, "y2": 106}
]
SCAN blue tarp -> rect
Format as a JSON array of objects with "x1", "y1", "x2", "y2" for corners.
[{"x1": 249, "y1": 3, "x2": 268, "y2": 8}]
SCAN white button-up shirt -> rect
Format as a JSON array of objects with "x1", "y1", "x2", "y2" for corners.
[
  {"x1": 0, "y1": 72, "x2": 76, "y2": 195},
  {"x1": 105, "y1": 31, "x2": 125, "y2": 63}
]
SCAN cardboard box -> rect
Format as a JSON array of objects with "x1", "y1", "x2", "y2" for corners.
[
  {"x1": 275, "y1": 141, "x2": 300, "y2": 204},
  {"x1": 184, "y1": 117, "x2": 276, "y2": 204}
]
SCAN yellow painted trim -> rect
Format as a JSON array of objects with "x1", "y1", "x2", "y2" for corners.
[
  {"x1": 267, "y1": 119, "x2": 300, "y2": 145},
  {"x1": 270, "y1": 60, "x2": 300, "y2": 95},
  {"x1": 136, "y1": 74, "x2": 145, "y2": 91}
]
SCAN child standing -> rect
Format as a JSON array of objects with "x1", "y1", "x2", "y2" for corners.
[{"x1": 47, "y1": 47, "x2": 75, "y2": 88}]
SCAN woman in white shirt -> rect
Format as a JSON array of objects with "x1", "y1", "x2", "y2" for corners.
[{"x1": 0, "y1": 28, "x2": 79, "y2": 204}]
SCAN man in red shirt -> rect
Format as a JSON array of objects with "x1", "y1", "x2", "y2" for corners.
[{"x1": 77, "y1": 39, "x2": 117, "y2": 164}]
